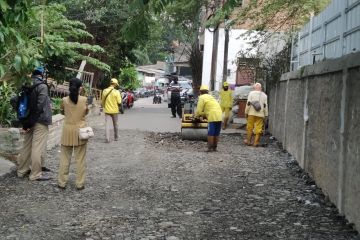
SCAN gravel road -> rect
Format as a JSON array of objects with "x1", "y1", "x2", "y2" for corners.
[{"x1": 0, "y1": 101, "x2": 358, "y2": 240}]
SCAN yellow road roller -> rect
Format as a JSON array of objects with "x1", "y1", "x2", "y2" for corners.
[{"x1": 180, "y1": 102, "x2": 208, "y2": 141}]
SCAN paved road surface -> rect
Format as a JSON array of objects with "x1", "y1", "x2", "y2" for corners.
[{"x1": 118, "y1": 97, "x2": 181, "y2": 133}]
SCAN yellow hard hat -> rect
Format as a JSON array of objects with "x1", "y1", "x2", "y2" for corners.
[
  {"x1": 110, "y1": 78, "x2": 119, "y2": 86},
  {"x1": 200, "y1": 85, "x2": 209, "y2": 91},
  {"x1": 223, "y1": 82, "x2": 229, "y2": 87}
]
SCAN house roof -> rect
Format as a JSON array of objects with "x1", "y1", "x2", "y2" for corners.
[{"x1": 136, "y1": 61, "x2": 166, "y2": 75}]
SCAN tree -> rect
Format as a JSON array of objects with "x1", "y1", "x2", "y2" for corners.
[
  {"x1": 32, "y1": 3, "x2": 110, "y2": 80},
  {"x1": 119, "y1": 65, "x2": 140, "y2": 90},
  {"x1": 0, "y1": 0, "x2": 110, "y2": 84},
  {"x1": 207, "y1": 0, "x2": 331, "y2": 31},
  {"x1": 0, "y1": 0, "x2": 40, "y2": 83},
  {"x1": 161, "y1": 0, "x2": 208, "y2": 92}
]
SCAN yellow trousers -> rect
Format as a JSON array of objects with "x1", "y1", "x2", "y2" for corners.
[
  {"x1": 17, "y1": 123, "x2": 49, "y2": 180},
  {"x1": 58, "y1": 144, "x2": 87, "y2": 188},
  {"x1": 246, "y1": 115, "x2": 264, "y2": 135}
]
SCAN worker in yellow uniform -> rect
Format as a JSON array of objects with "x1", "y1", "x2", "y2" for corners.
[
  {"x1": 219, "y1": 82, "x2": 233, "y2": 130},
  {"x1": 101, "y1": 78, "x2": 122, "y2": 143},
  {"x1": 244, "y1": 83, "x2": 268, "y2": 147},
  {"x1": 194, "y1": 85, "x2": 223, "y2": 152}
]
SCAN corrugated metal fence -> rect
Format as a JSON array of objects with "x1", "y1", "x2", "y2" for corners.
[{"x1": 290, "y1": 0, "x2": 360, "y2": 70}]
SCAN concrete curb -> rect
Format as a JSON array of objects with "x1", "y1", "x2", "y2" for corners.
[{"x1": 0, "y1": 156, "x2": 15, "y2": 177}]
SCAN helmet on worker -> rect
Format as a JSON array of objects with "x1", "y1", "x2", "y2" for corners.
[
  {"x1": 223, "y1": 82, "x2": 229, "y2": 90},
  {"x1": 199, "y1": 85, "x2": 209, "y2": 94}
]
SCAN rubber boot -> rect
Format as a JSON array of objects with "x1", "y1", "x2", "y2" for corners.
[
  {"x1": 253, "y1": 134, "x2": 261, "y2": 147},
  {"x1": 244, "y1": 130, "x2": 253, "y2": 146}
]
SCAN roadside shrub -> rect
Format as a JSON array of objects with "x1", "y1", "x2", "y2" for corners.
[
  {"x1": 0, "y1": 82, "x2": 16, "y2": 127},
  {"x1": 51, "y1": 97, "x2": 62, "y2": 115}
]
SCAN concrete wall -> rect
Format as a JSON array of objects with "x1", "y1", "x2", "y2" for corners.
[
  {"x1": 0, "y1": 114, "x2": 65, "y2": 164},
  {"x1": 270, "y1": 52, "x2": 360, "y2": 231}
]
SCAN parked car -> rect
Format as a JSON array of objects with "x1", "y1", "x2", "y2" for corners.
[{"x1": 138, "y1": 89, "x2": 150, "y2": 98}]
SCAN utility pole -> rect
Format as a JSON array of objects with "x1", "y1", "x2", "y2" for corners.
[
  {"x1": 222, "y1": 17, "x2": 230, "y2": 85},
  {"x1": 210, "y1": 28, "x2": 219, "y2": 91},
  {"x1": 209, "y1": 0, "x2": 221, "y2": 91}
]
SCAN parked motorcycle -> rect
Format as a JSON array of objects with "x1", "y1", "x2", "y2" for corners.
[{"x1": 126, "y1": 91, "x2": 134, "y2": 108}]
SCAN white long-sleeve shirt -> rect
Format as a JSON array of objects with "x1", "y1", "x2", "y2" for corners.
[{"x1": 245, "y1": 90, "x2": 268, "y2": 118}]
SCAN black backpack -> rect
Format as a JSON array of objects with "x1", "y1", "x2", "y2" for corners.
[{"x1": 10, "y1": 83, "x2": 46, "y2": 120}]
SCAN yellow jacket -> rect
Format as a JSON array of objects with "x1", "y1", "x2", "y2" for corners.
[
  {"x1": 245, "y1": 90, "x2": 268, "y2": 118},
  {"x1": 219, "y1": 89, "x2": 233, "y2": 108},
  {"x1": 195, "y1": 94, "x2": 222, "y2": 122},
  {"x1": 101, "y1": 86, "x2": 122, "y2": 114}
]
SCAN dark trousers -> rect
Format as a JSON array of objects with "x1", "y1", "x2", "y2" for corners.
[{"x1": 171, "y1": 94, "x2": 182, "y2": 117}]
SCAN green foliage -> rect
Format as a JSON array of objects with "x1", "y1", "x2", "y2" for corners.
[
  {"x1": 51, "y1": 97, "x2": 62, "y2": 115},
  {"x1": 0, "y1": 1, "x2": 109, "y2": 85},
  {"x1": 34, "y1": 3, "x2": 110, "y2": 79},
  {"x1": 262, "y1": 42, "x2": 291, "y2": 91},
  {"x1": 226, "y1": 0, "x2": 331, "y2": 31},
  {"x1": 206, "y1": 0, "x2": 242, "y2": 28},
  {"x1": 0, "y1": 0, "x2": 41, "y2": 84},
  {"x1": 119, "y1": 65, "x2": 140, "y2": 90},
  {"x1": 0, "y1": 82, "x2": 16, "y2": 127},
  {"x1": 163, "y1": 0, "x2": 207, "y2": 86},
  {"x1": 82, "y1": 83, "x2": 91, "y2": 97},
  {"x1": 47, "y1": 0, "x2": 184, "y2": 76}
]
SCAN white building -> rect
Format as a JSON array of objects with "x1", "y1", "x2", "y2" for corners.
[
  {"x1": 136, "y1": 61, "x2": 165, "y2": 87},
  {"x1": 201, "y1": 28, "x2": 287, "y2": 91}
]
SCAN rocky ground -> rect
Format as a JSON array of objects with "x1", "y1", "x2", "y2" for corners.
[{"x1": 0, "y1": 123, "x2": 359, "y2": 239}]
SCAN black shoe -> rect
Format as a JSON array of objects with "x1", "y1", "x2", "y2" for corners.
[
  {"x1": 42, "y1": 167, "x2": 52, "y2": 172},
  {"x1": 171, "y1": 116, "x2": 176, "y2": 118},
  {"x1": 76, "y1": 186, "x2": 85, "y2": 191},
  {"x1": 57, "y1": 185, "x2": 66, "y2": 190}
]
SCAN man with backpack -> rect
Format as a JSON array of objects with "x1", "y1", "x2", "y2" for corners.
[
  {"x1": 17, "y1": 67, "x2": 52, "y2": 181},
  {"x1": 101, "y1": 78, "x2": 122, "y2": 143}
]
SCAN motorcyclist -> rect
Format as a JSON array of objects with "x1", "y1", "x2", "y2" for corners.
[{"x1": 127, "y1": 90, "x2": 134, "y2": 107}]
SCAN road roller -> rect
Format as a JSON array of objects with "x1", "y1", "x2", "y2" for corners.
[{"x1": 180, "y1": 101, "x2": 208, "y2": 141}]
